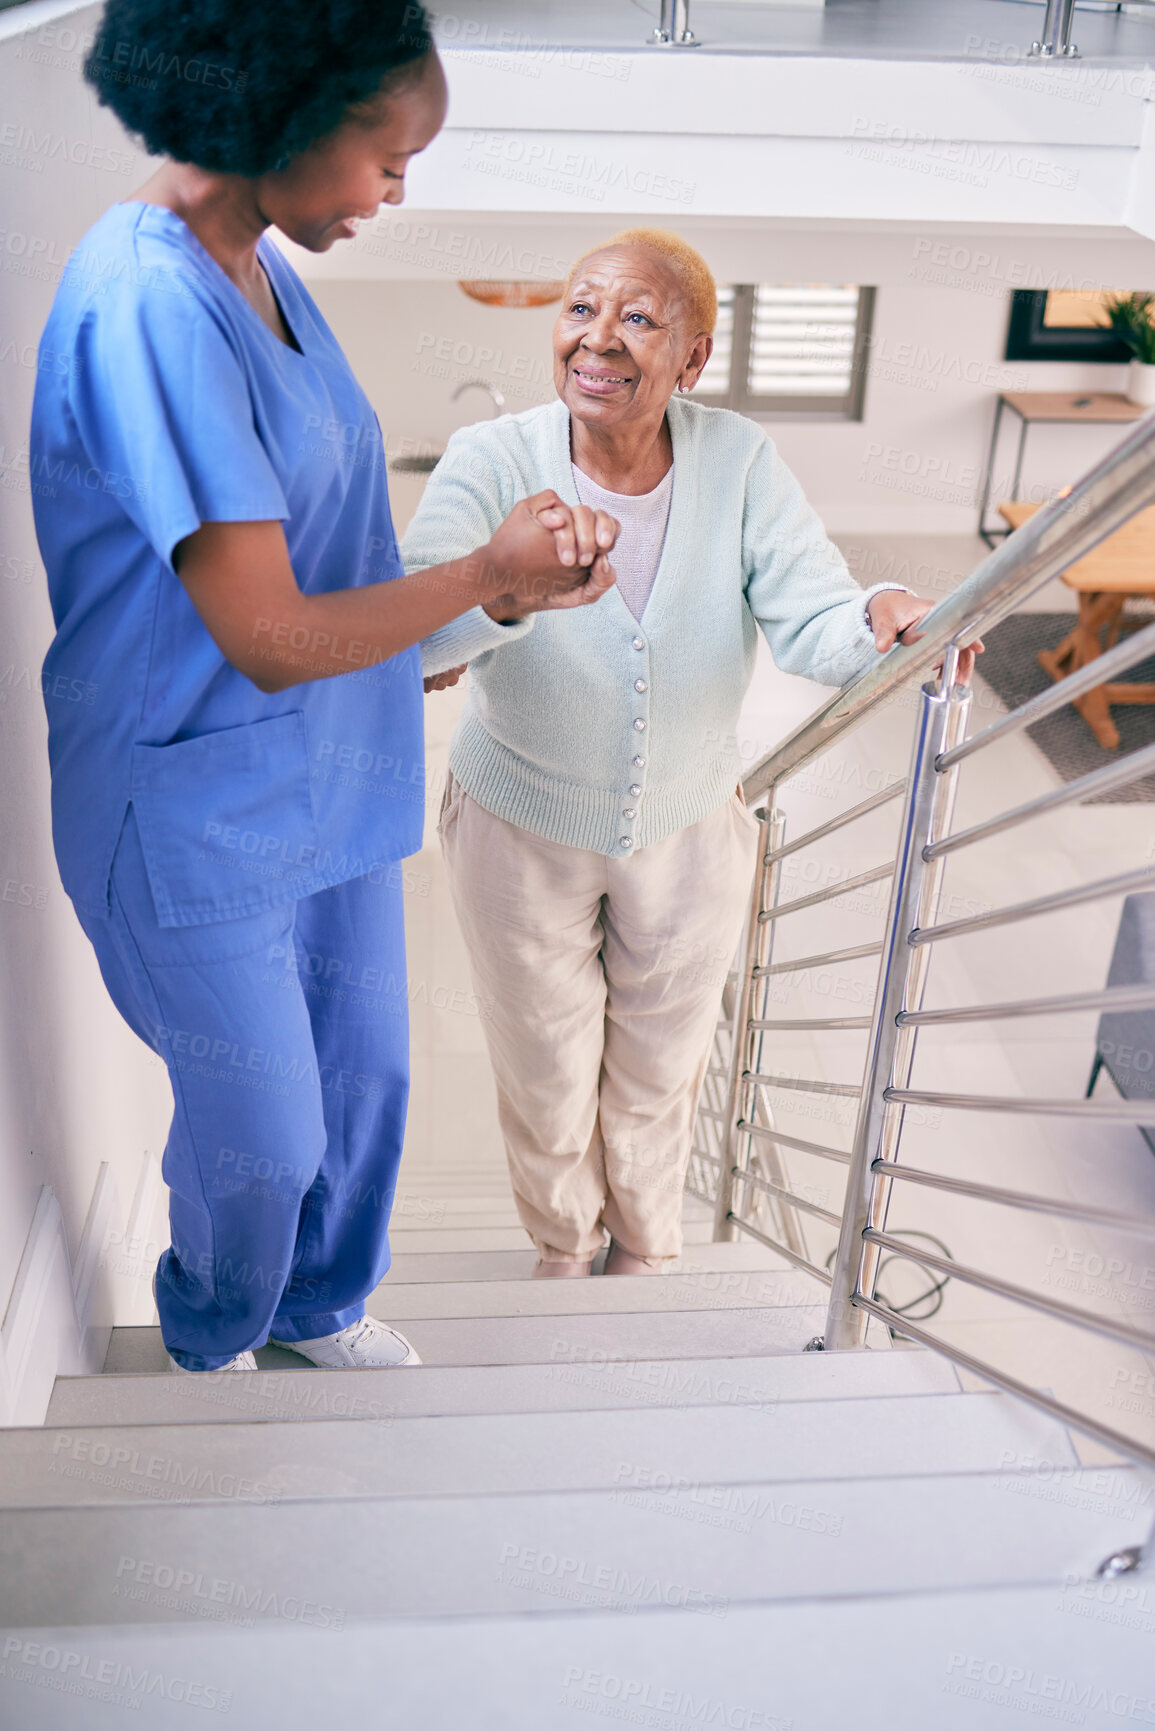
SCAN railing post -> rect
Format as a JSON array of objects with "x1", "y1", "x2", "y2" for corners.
[
  {"x1": 712, "y1": 806, "x2": 784, "y2": 1241},
  {"x1": 824, "y1": 667, "x2": 971, "y2": 1348},
  {"x1": 651, "y1": 0, "x2": 697, "y2": 45},
  {"x1": 1029, "y1": 0, "x2": 1078, "y2": 58}
]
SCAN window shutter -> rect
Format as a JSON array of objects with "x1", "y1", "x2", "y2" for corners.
[
  {"x1": 746, "y1": 286, "x2": 860, "y2": 399},
  {"x1": 692, "y1": 283, "x2": 872, "y2": 419}
]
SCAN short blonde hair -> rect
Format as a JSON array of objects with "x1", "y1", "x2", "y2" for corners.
[{"x1": 566, "y1": 227, "x2": 717, "y2": 335}]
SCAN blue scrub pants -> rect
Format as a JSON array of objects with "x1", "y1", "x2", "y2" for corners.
[{"x1": 79, "y1": 807, "x2": 410, "y2": 1370}]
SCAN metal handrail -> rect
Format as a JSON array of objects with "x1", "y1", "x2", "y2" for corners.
[
  {"x1": 863, "y1": 1229, "x2": 1155, "y2": 1359},
  {"x1": 694, "y1": 406, "x2": 1155, "y2": 1477},
  {"x1": 896, "y1": 982, "x2": 1155, "y2": 1027},
  {"x1": 884, "y1": 1087, "x2": 1155, "y2": 1122},
  {"x1": 741, "y1": 410, "x2": 1155, "y2": 802},
  {"x1": 924, "y1": 738, "x2": 1155, "y2": 861},
  {"x1": 735, "y1": 1166, "x2": 843, "y2": 1228},
  {"x1": 740, "y1": 1122, "x2": 850, "y2": 1164},
  {"x1": 749, "y1": 1014, "x2": 874, "y2": 1032},
  {"x1": 909, "y1": 864, "x2": 1155, "y2": 948},
  {"x1": 758, "y1": 861, "x2": 893, "y2": 921},
  {"x1": 870, "y1": 1159, "x2": 1155, "y2": 1238},
  {"x1": 746, "y1": 1072, "x2": 861, "y2": 1098},
  {"x1": 755, "y1": 939, "x2": 884, "y2": 977},
  {"x1": 761, "y1": 780, "x2": 907, "y2": 865},
  {"x1": 937, "y1": 615, "x2": 1155, "y2": 771}
]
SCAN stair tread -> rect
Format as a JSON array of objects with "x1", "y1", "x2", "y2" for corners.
[
  {"x1": 2, "y1": 1467, "x2": 1149, "y2": 1628},
  {"x1": 369, "y1": 1270, "x2": 827, "y2": 1319},
  {"x1": 379, "y1": 1242, "x2": 789, "y2": 1284},
  {"x1": 379, "y1": 1222, "x2": 717, "y2": 1252},
  {"x1": 2, "y1": 1393, "x2": 1078, "y2": 1510},
  {"x1": 3, "y1": 1585, "x2": 1145, "y2": 1729},
  {"x1": 47, "y1": 1348, "x2": 961, "y2": 1428},
  {"x1": 102, "y1": 1304, "x2": 834, "y2": 1374}
]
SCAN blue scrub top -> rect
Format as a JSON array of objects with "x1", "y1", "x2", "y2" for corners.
[{"x1": 31, "y1": 202, "x2": 424, "y2": 928}]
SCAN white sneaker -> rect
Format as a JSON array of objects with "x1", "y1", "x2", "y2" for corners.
[
  {"x1": 169, "y1": 1351, "x2": 258, "y2": 1374},
  {"x1": 268, "y1": 1315, "x2": 421, "y2": 1368}
]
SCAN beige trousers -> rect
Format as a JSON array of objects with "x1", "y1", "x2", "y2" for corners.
[{"x1": 439, "y1": 774, "x2": 760, "y2": 1262}]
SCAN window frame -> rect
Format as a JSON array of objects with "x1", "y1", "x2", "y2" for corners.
[{"x1": 696, "y1": 283, "x2": 876, "y2": 423}]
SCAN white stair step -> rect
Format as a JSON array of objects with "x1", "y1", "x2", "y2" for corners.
[
  {"x1": 47, "y1": 1346, "x2": 961, "y2": 1428},
  {"x1": 4, "y1": 1583, "x2": 1147, "y2": 1730},
  {"x1": 382, "y1": 1219, "x2": 717, "y2": 1251},
  {"x1": 380, "y1": 1227, "x2": 549, "y2": 1251},
  {"x1": 101, "y1": 1303, "x2": 832, "y2": 1374},
  {"x1": 371, "y1": 1270, "x2": 826, "y2": 1319},
  {"x1": 380, "y1": 1241, "x2": 789, "y2": 1284},
  {"x1": 1, "y1": 1465, "x2": 1149, "y2": 1627},
  {"x1": 1, "y1": 1392, "x2": 1077, "y2": 1510}
]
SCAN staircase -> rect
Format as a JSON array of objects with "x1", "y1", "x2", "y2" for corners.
[
  {"x1": 7, "y1": 297, "x2": 1155, "y2": 1731},
  {"x1": 1, "y1": 1167, "x2": 1153, "y2": 1729}
]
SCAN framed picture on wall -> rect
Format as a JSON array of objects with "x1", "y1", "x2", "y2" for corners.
[{"x1": 1004, "y1": 290, "x2": 1137, "y2": 362}]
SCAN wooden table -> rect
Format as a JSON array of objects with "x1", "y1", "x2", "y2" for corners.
[
  {"x1": 978, "y1": 392, "x2": 1147, "y2": 547},
  {"x1": 998, "y1": 498, "x2": 1155, "y2": 749}
]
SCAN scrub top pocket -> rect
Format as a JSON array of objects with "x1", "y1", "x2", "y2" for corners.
[{"x1": 131, "y1": 712, "x2": 320, "y2": 927}]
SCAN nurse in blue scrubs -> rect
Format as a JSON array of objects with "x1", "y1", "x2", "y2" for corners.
[{"x1": 30, "y1": 0, "x2": 618, "y2": 1373}]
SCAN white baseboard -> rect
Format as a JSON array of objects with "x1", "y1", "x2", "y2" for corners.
[{"x1": 0, "y1": 1151, "x2": 165, "y2": 1426}]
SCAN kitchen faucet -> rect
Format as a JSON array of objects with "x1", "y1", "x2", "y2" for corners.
[{"x1": 451, "y1": 379, "x2": 506, "y2": 417}]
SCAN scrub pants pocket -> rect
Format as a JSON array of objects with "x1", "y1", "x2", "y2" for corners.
[{"x1": 79, "y1": 806, "x2": 409, "y2": 1370}]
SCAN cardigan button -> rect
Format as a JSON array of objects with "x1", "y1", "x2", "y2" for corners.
[
  {"x1": 633, "y1": 719, "x2": 646, "y2": 732},
  {"x1": 633, "y1": 755, "x2": 646, "y2": 767},
  {"x1": 623, "y1": 808, "x2": 636, "y2": 819},
  {"x1": 619, "y1": 837, "x2": 633, "y2": 850},
  {"x1": 629, "y1": 784, "x2": 642, "y2": 797},
  {"x1": 634, "y1": 679, "x2": 648, "y2": 693},
  {"x1": 632, "y1": 636, "x2": 645, "y2": 651}
]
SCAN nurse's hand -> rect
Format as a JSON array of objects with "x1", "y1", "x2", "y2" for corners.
[
  {"x1": 480, "y1": 491, "x2": 619, "y2": 623},
  {"x1": 424, "y1": 665, "x2": 466, "y2": 693}
]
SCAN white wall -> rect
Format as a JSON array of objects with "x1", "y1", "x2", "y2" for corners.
[
  {"x1": 310, "y1": 221, "x2": 1155, "y2": 535},
  {"x1": 0, "y1": 1, "x2": 171, "y2": 1420}
]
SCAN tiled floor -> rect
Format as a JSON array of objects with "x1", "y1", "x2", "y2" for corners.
[{"x1": 405, "y1": 533, "x2": 1155, "y2": 1465}]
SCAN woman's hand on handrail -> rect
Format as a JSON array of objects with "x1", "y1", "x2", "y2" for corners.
[{"x1": 866, "y1": 589, "x2": 984, "y2": 685}]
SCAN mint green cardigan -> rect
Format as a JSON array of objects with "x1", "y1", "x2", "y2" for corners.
[{"x1": 405, "y1": 396, "x2": 895, "y2": 857}]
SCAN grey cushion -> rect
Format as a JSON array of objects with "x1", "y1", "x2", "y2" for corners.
[{"x1": 1097, "y1": 892, "x2": 1155, "y2": 1102}]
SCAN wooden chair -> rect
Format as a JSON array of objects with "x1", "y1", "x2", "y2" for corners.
[{"x1": 998, "y1": 499, "x2": 1155, "y2": 749}]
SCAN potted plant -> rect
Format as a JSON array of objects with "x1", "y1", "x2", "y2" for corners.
[{"x1": 1103, "y1": 292, "x2": 1155, "y2": 406}]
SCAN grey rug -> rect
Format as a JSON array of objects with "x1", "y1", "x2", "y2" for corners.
[{"x1": 974, "y1": 613, "x2": 1155, "y2": 804}]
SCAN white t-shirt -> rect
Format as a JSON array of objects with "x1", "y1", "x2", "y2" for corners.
[{"x1": 571, "y1": 461, "x2": 674, "y2": 623}]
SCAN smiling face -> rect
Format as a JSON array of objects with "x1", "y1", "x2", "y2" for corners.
[
  {"x1": 553, "y1": 245, "x2": 713, "y2": 436},
  {"x1": 255, "y1": 49, "x2": 448, "y2": 252}
]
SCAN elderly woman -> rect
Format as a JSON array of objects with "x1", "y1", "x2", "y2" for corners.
[{"x1": 408, "y1": 228, "x2": 937, "y2": 1278}]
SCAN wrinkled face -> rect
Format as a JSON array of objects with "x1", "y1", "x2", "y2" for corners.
[
  {"x1": 552, "y1": 246, "x2": 712, "y2": 433},
  {"x1": 256, "y1": 49, "x2": 447, "y2": 251}
]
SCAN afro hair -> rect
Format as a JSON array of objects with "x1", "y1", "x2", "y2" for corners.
[{"x1": 84, "y1": 0, "x2": 432, "y2": 177}]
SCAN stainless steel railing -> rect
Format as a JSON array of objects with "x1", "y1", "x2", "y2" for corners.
[{"x1": 686, "y1": 410, "x2": 1155, "y2": 1472}]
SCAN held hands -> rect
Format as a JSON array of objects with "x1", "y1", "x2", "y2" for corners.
[
  {"x1": 424, "y1": 493, "x2": 618, "y2": 694},
  {"x1": 479, "y1": 490, "x2": 619, "y2": 624},
  {"x1": 866, "y1": 589, "x2": 984, "y2": 685},
  {"x1": 424, "y1": 492, "x2": 619, "y2": 693}
]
